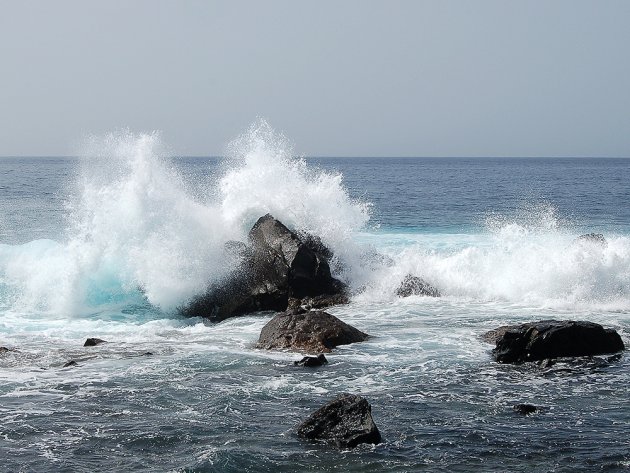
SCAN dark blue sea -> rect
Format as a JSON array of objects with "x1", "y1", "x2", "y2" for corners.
[{"x1": 1, "y1": 126, "x2": 629, "y2": 472}]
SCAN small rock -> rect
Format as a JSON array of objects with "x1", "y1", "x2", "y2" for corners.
[
  {"x1": 257, "y1": 311, "x2": 369, "y2": 353},
  {"x1": 142, "y1": 352, "x2": 154, "y2": 356},
  {"x1": 63, "y1": 360, "x2": 78, "y2": 368},
  {"x1": 0, "y1": 346, "x2": 11, "y2": 354},
  {"x1": 294, "y1": 354, "x2": 328, "y2": 367},
  {"x1": 84, "y1": 338, "x2": 107, "y2": 347},
  {"x1": 576, "y1": 233, "x2": 607, "y2": 246},
  {"x1": 396, "y1": 274, "x2": 440, "y2": 297},
  {"x1": 513, "y1": 404, "x2": 537, "y2": 415},
  {"x1": 297, "y1": 393, "x2": 382, "y2": 448}
]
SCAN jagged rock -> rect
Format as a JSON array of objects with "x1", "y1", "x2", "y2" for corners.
[
  {"x1": 513, "y1": 404, "x2": 537, "y2": 415},
  {"x1": 297, "y1": 394, "x2": 382, "y2": 448},
  {"x1": 485, "y1": 320, "x2": 624, "y2": 364},
  {"x1": 182, "y1": 214, "x2": 347, "y2": 321},
  {"x1": 396, "y1": 274, "x2": 440, "y2": 297},
  {"x1": 0, "y1": 347, "x2": 11, "y2": 354},
  {"x1": 576, "y1": 233, "x2": 607, "y2": 246},
  {"x1": 63, "y1": 360, "x2": 78, "y2": 368},
  {"x1": 257, "y1": 310, "x2": 368, "y2": 353},
  {"x1": 84, "y1": 338, "x2": 106, "y2": 347},
  {"x1": 294, "y1": 354, "x2": 328, "y2": 367}
]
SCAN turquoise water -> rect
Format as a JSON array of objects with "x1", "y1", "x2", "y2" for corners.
[{"x1": 0, "y1": 128, "x2": 629, "y2": 472}]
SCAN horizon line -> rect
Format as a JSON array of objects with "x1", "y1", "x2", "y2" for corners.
[{"x1": 1, "y1": 155, "x2": 629, "y2": 160}]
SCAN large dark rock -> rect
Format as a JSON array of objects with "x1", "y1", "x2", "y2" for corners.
[
  {"x1": 257, "y1": 310, "x2": 369, "y2": 353},
  {"x1": 485, "y1": 320, "x2": 624, "y2": 364},
  {"x1": 182, "y1": 214, "x2": 347, "y2": 321},
  {"x1": 396, "y1": 274, "x2": 440, "y2": 297},
  {"x1": 297, "y1": 394, "x2": 382, "y2": 448}
]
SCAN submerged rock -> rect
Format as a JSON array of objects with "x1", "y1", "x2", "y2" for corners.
[
  {"x1": 257, "y1": 310, "x2": 369, "y2": 353},
  {"x1": 0, "y1": 347, "x2": 11, "y2": 354},
  {"x1": 485, "y1": 320, "x2": 624, "y2": 364},
  {"x1": 294, "y1": 354, "x2": 328, "y2": 367},
  {"x1": 182, "y1": 214, "x2": 347, "y2": 321},
  {"x1": 396, "y1": 274, "x2": 440, "y2": 297},
  {"x1": 84, "y1": 338, "x2": 107, "y2": 347},
  {"x1": 575, "y1": 233, "x2": 607, "y2": 246},
  {"x1": 297, "y1": 394, "x2": 382, "y2": 448},
  {"x1": 63, "y1": 360, "x2": 78, "y2": 368},
  {"x1": 513, "y1": 404, "x2": 537, "y2": 415}
]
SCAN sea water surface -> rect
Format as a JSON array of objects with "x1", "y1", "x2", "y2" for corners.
[{"x1": 1, "y1": 126, "x2": 629, "y2": 472}]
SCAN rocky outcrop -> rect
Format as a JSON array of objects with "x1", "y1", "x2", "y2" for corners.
[
  {"x1": 182, "y1": 215, "x2": 347, "y2": 321},
  {"x1": 257, "y1": 310, "x2": 368, "y2": 353},
  {"x1": 396, "y1": 274, "x2": 440, "y2": 297},
  {"x1": 84, "y1": 338, "x2": 106, "y2": 347},
  {"x1": 484, "y1": 320, "x2": 624, "y2": 364},
  {"x1": 297, "y1": 394, "x2": 382, "y2": 448},
  {"x1": 294, "y1": 354, "x2": 328, "y2": 367}
]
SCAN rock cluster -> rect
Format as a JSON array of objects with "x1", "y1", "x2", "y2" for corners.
[{"x1": 396, "y1": 274, "x2": 440, "y2": 297}]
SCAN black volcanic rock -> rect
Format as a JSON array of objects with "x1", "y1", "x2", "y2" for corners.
[
  {"x1": 297, "y1": 394, "x2": 382, "y2": 448},
  {"x1": 84, "y1": 338, "x2": 106, "y2": 347},
  {"x1": 182, "y1": 214, "x2": 347, "y2": 321},
  {"x1": 513, "y1": 404, "x2": 537, "y2": 415},
  {"x1": 485, "y1": 320, "x2": 624, "y2": 364},
  {"x1": 294, "y1": 354, "x2": 328, "y2": 367},
  {"x1": 396, "y1": 274, "x2": 440, "y2": 297},
  {"x1": 257, "y1": 310, "x2": 368, "y2": 353}
]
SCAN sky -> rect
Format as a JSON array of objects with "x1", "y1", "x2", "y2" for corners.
[{"x1": 1, "y1": 0, "x2": 629, "y2": 157}]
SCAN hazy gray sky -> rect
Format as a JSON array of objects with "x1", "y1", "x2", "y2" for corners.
[{"x1": 1, "y1": 1, "x2": 629, "y2": 157}]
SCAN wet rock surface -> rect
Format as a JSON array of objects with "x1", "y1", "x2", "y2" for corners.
[
  {"x1": 257, "y1": 310, "x2": 368, "y2": 353},
  {"x1": 297, "y1": 394, "x2": 382, "y2": 448},
  {"x1": 294, "y1": 354, "x2": 328, "y2": 367},
  {"x1": 396, "y1": 274, "x2": 440, "y2": 297},
  {"x1": 484, "y1": 320, "x2": 624, "y2": 363},
  {"x1": 182, "y1": 215, "x2": 347, "y2": 321},
  {"x1": 513, "y1": 404, "x2": 537, "y2": 415},
  {"x1": 84, "y1": 338, "x2": 107, "y2": 347}
]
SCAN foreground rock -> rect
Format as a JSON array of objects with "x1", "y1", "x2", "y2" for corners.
[
  {"x1": 484, "y1": 320, "x2": 624, "y2": 363},
  {"x1": 294, "y1": 354, "x2": 328, "y2": 367},
  {"x1": 257, "y1": 311, "x2": 368, "y2": 353},
  {"x1": 297, "y1": 394, "x2": 382, "y2": 448},
  {"x1": 396, "y1": 274, "x2": 440, "y2": 297},
  {"x1": 84, "y1": 338, "x2": 107, "y2": 347},
  {"x1": 182, "y1": 215, "x2": 347, "y2": 321}
]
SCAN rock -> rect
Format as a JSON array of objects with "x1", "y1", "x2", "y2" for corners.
[
  {"x1": 513, "y1": 404, "x2": 537, "y2": 415},
  {"x1": 63, "y1": 360, "x2": 78, "y2": 368},
  {"x1": 486, "y1": 320, "x2": 624, "y2": 364},
  {"x1": 0, "y1": 346, "x2": 11, "y2": 354},
  {"x1": 84, "y1": 338, "x2": 106, "y2": 347},
  {"x1": 538, "y1": 358, "x2": 555, "y2": 369},
  {"x1": 294, "y1": 354, "x2": 328, "y2": 367},
  {"x1": 257, "y1": 311, "x2": 369, "y2": 353},
  {"x1": 182, "y1": 215, "x2": 347, "y2": 321},
  {"x1": 576, "y1": 233, "x2": 607, "y2": 246},
  {"x1": 287, "y1": 292, "x2": 350, "y2": 312},
  {"x1": 297, "y1": 394, "x2": 382, "y2": 448},
  {"x1": 142, "y1": 352, "x2": 154, "y2": 356},
  {"x1": 396, "y1": 274, "x2": 440, "y2": 297}
]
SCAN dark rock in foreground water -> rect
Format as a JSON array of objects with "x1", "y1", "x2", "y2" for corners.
[
  {"x1": 294, "y1": 354, "x2": 328, "y2": 367},
  {"x1": 63, "y1": 360, "x2": 78, "y2": 368},
  {"x1": 485, "y1": 320, "x2": 624, "y2": 364},
  {"x1": 84, "y1": 338, "x2": 107, "y2": 347},
  {"x1": 297, "y1": 394, "x2": 381, "y2": 448},
  {"x1": 182, "y1": 214, "x2": 347, "y2": 321},
  {"x1": 257, "y1": 310, "x2": 368, "y2": 353},
  {"x1": 513, "y1": 404, "x2": 537, "y2": 415},
  {"x1": 396, "y1": 274, "x2": 440, "y2": 297}
]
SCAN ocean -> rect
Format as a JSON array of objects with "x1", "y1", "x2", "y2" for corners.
[{"x1": 1, "y1": 125, "x2": 629, "y2": 472}]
